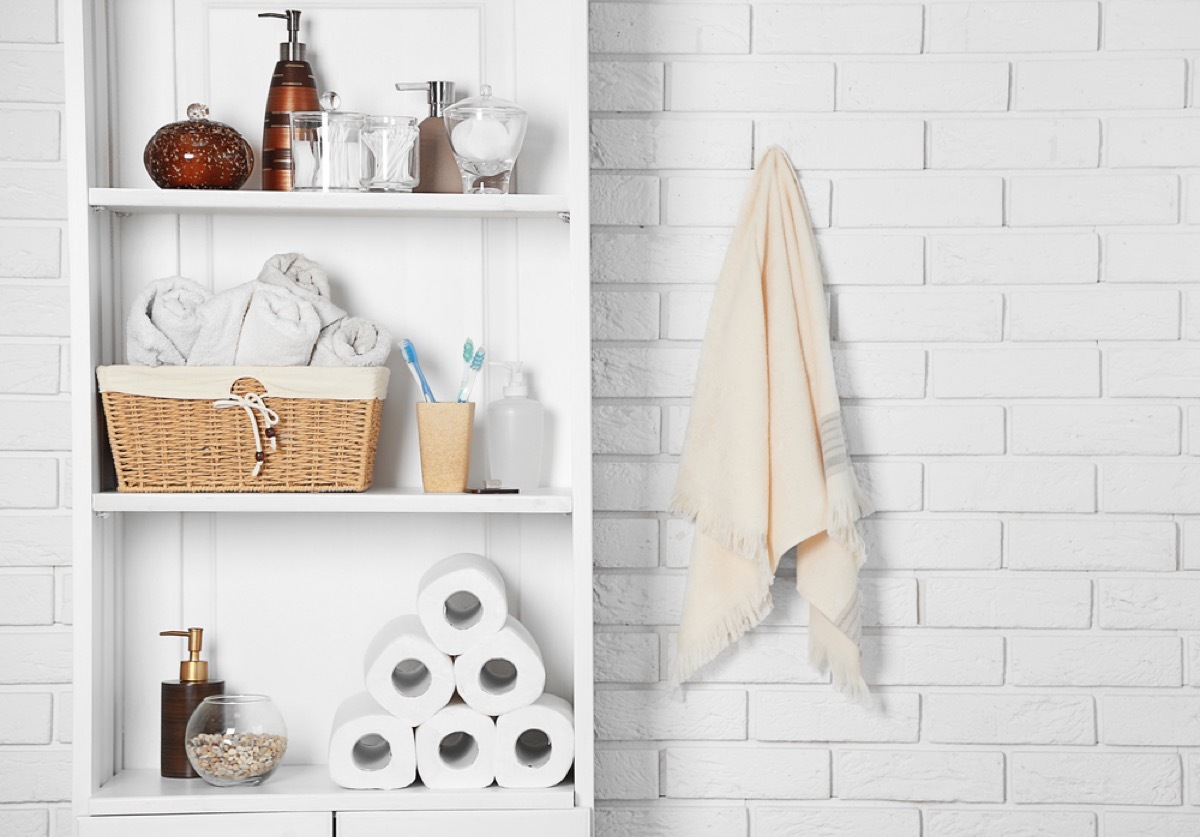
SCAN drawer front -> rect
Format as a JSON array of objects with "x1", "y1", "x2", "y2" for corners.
[
  {"x1": 79, "y1": 812, "x2": 332, "y2": 837},
  {"x1": 337, "y1": 809, "x2": 590, "y2": 837}
]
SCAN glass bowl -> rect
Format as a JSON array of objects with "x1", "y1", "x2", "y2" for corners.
[{"x1": 185, "y1": 694, "x2": 288, "y2": 787}]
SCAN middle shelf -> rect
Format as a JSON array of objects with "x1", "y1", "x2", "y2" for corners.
[{"x1": 92, "y1": 488, "x2": 573, "y2": 514}]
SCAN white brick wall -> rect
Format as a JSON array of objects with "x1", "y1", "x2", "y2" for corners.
[
  {"x1": 1011, "y1": 752, "x2": 1182, "y2": 805},
  {"x1": 925, "y1": 809, "x2": 1096, "y2": 837},
  {"x1": 590, "y1": 0, "x2": 1200, "y2": 831},
  {"x1": 0, "y1": 1, "x2": 73, "y2": 828},
  {"x1": 7, "y1": 0, "x2": 1200, "y2": 830},
  {"x1": 835, "y1": 750, "x2": 1004, "y2": 802}
]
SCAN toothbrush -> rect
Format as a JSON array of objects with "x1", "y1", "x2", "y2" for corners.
[
  {"x1": 457, "y1": 346, "x2": 486, "y2": 402},
  {"x1": 455, "y1": 338, "x2": 475, "y2": 403},
  {"x1": 400, "y1": 339, "x2": 436, "y2": 403}
]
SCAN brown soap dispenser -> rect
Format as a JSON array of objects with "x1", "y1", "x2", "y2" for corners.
[
  {"x1": 160, "y1": 628, "x2": 224, "y2": 778},
  {"x1": 259, "y1": 10, "x2": 321, "y2": 191},
  {"x1": 395, "y1": 81, "x2": 462, "y2": 194}
]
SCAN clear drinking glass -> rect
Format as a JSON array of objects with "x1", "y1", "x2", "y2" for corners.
[
  {"x1": 185, "y1": 694, "x2": 288, "y2": 787},
  {"x1": 360, "y1": 115, "x2": 420, "y2": 192},
  {"x1": 290, "y1": 111, "x2": 365, "y2": 191}
]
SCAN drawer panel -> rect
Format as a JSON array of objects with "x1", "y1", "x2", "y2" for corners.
[
  {"x1": 337, "y1": 808, "x2": 590, "y2": 837},
  {"x1": 79, "y1": 812, "x2": 332, "y2": 837}
]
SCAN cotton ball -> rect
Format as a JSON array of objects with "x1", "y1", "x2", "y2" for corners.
[{"x1": 452, "y1": 117, "x2": 511, "y2": 161}]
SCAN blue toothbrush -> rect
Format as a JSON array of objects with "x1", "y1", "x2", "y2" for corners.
[
  {"x1": 457, "y1": 346, "x2": 486, "y2": 402},
  {"x1": 401, "y1": 339, "x2": 436, "y2": 403}
]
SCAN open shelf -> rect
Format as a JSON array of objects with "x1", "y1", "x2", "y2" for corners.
[
  {"x1": 89, "y1": 188, "x2": 571, "y2": 218},
  {"x1": 90, "y1": 766, "x2": 575, "y2": 815},
  {"x1": 72, "y1": 0, "x2": 593, "y2": 830},
  {"x1": 92, "y1": 487, "x2": 573, "y2": 514}
]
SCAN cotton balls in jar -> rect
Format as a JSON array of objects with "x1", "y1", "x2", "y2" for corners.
[{"x1": 450, "y1": 116, "x2": 519, "y2": 162}]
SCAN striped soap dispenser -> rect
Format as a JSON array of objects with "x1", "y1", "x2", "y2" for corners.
[{"x1": 258, "y1": 9, "x2": 321, "y2": 191}]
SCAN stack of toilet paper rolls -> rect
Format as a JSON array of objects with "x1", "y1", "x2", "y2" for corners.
[{"x1": 328, "y1": 552, "x2": 576, "y2": 791}]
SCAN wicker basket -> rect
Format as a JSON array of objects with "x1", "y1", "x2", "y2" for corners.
[{"x1": 97, "y1": 366, "x2": 389, "y2": 493}]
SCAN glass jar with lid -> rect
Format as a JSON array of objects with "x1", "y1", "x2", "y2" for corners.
[
  {"x1": 443, "y1": 85, "x2": 528, "y2": 195},
  {"x1": 290, "y1": 93, "x2": 365, "y2": 192}
]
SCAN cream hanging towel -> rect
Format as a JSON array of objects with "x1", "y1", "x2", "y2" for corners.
[{"x1": 671, "y1": 147, "x2": 872, "y2": 695}]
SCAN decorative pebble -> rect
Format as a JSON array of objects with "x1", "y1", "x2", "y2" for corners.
[{"x1": 186, "y1": 731, "x2": 288, "y2": 781}]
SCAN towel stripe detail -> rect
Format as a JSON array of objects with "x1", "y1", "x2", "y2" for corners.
[
  {"x1": 831, "y1": 588, "x2": 862, "y2": 645},
  {"x1": 818, "y1": 412, "x2": 850, "y2": 477}
]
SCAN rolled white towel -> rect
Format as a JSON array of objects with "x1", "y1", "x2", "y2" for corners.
[
  {"x1": 188, "y1": 282, "x2": 321, "y2": 367},
  {"x1": 235, "y1": 283, "x2": 321, "y2": 366},
  {"x1": 187, "y1": 283, "x2": 254, "y2": 366},
  {"x1": 257, "y1": 252, "x2": 346, "y2": 328},
  {"x1": 310, "y1": 317, "x2": 393, "y2": 367},
  {"x1": 125, "y1": 277, "x2": 211, "y2": 366}
]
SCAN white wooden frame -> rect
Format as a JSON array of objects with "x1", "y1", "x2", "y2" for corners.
[{"x1": 66, "y1": 0, "x2": 591, "y2": 833}]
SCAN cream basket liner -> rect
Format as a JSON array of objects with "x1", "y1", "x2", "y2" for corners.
[{"x1": 97, "y1": 365, "x2": 390, "y2": 400}]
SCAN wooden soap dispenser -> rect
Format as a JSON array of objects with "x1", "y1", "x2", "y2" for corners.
[
  {"x1": 160, "y1": 628, "x2": 225, "y2": 778},
  {"x1": 259, "y1": 9, "x2": 321, "y2": 191}
]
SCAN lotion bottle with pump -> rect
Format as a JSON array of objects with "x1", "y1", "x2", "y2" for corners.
[
  {"x1": 488, "y1": 361, "x2": 544, "y2": 492},
  {"x1": 160, "y1": 628, "x2": 224, "y2": 778},
  {"x1": 394, "y1": 81, "x2": 461, "y2": 194},
  {"x1": 259, "y1": 10, "x2": 321, "y2": 191}
]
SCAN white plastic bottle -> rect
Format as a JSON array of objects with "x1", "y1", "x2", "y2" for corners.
[{"x1": 487, "y1": 361, "x2": 544, "y2": 492}]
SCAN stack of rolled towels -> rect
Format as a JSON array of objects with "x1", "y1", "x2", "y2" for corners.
[
  {"x1": 328, "y1": 552, "x2": 575, "y2": 791},
  {"x1": 125, "y1": 253, "x2": 392, "y2": 368}
]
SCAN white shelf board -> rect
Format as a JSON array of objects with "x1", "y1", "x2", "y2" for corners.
[
  {"x1": 92, "y1": 487, "x2": 572, "y2": 514},
  {"x1": 89, "y1": 188, "x2": 570, "y2": 218},
  {"x1": 90, "y1": 766, "x2": 575, "y2": 815}
]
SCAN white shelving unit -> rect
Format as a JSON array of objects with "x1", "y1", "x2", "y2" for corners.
[{"x1": 66, "y1": 2, "x2": 591, "y2": 836}]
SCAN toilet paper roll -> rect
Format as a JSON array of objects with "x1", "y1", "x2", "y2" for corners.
[
  {"x1": 417, "y1": 552, "x2": 509, "y2": 656},
  {"x1": 494, "y1": 694, "x2": 576, "y2": 789},
  {"x1": 328, "y1": 692, "x2": 416, "y2": 790},
  {"x1": 415, "y1": 700, "x2": 497, "y2": 789},
  {"x1": 454, "y1": 615, "x2": 547, "y2": 716},
  {"x1": 363, "y1": 615, "x2": 455, "y2": 726}
]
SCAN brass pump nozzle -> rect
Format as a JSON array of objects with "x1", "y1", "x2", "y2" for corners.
[{"x1": 160, "y1": 628, "x2": 209, "y2": 682}]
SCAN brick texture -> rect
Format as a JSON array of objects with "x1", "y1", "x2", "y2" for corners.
[{"x1": 9, "y1": 0, "x2": 1198, "y2": 828}]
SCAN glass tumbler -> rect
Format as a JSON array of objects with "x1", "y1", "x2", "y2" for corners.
[
  {"x1": 360, "y1": 115, "x2": 420, "y2": 192},
  {"x1": 290, "y1": 111, "x2": 365, "y2": 191},
  {"x1": 185, "y1": 694, "x2": 288, "y2": 787}
]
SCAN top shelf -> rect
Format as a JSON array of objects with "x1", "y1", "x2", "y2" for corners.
[{"x1": 89, "y1": 188, "x2": 570, "y2": 219}]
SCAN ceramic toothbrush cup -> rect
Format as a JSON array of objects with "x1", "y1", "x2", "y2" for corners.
[{"x1": 416, "y1": 402, "x2": 474, "y2": 492}]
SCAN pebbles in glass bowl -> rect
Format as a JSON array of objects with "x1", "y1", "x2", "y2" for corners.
[{"x1": 185, "y1": 694, "x2": 288, "y2": 787}]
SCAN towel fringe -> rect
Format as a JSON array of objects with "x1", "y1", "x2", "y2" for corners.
[
  {"x1": 809, "y1": 616, "x2": 870, "y2": 701},
  {"x1": 671, "y1": 487, "x2": 769, "y2": 564},
  {"x1": 825, "y1": 468, "x2": 873, "y2": 567},
  {"x1": 671, "y1": 586, "x2": 774, "y2": 685}
]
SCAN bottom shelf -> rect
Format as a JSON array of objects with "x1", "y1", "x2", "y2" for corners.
[{"x1": 90, "y1": 766, "x2": 576, "y2": 815}]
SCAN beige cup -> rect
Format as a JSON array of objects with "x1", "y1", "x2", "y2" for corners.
[{"x1": 416, "y1": 402, "x2": 474, "y2": 493}]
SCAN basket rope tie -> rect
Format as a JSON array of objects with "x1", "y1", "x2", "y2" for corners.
[{"x1": 213, "y1": 392, "x2": 281, "y2": 477}]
